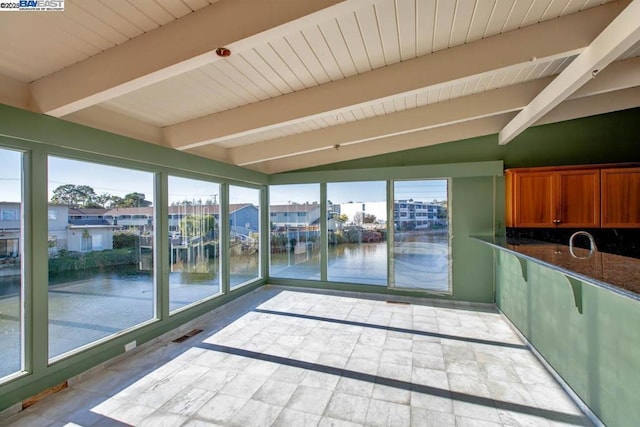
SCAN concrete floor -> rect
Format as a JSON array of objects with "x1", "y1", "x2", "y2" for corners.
[{"x1": 4, "y1": 286, "x2": 591, "y2": 426}]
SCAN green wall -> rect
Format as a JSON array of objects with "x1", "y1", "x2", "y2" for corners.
[
  {"x1": 299, "y1": 107, "x2": 640, "y2": 172},
  {"x1": 450, "y1": 177, "x2": 496, "y2": 302},
  {"x1": 495, "y1": 250, "x2": 640, "y2": 427}
]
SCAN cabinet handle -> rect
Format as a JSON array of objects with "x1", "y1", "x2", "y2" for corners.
[{"x1": 553, "y1": 219, "x2": 561, "y2": 223}]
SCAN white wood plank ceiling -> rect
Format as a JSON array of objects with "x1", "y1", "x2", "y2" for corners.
[
  {"x1": 0, "y1": 0, "x2": 219, "y2": 82},
  {"x1": 1, "y1": 0, "x2": 640, "y2": 173}
]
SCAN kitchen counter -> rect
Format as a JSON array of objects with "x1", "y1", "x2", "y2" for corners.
[{"x1": 472, "y1": 236, "x2": 640, "y2": 301}]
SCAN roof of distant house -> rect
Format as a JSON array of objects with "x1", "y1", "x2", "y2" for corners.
[
  {"x1": 68, "y1": 219, "x2": 113, "y2": 226},
  {"x1": 68, "y1": 208, "x2": 110, "y2": 215},
  {"x1": 270, "y1": 204, "x2": 320, "y2": 213},
  {"x1": 105, "y1": 204, "x2": 255, "y2": 217}
]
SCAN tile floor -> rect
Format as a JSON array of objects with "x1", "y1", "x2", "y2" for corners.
[{"x1": 4, "y1": 286, "x2": 591, "y2": 426}]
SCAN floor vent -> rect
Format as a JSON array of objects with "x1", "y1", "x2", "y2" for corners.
[
  {"x1": 172, "y1": 329, "x2": 204, "y2": 343},
  {"x1": 22, "y1": 381, "x2": 68, "y2": 410},
  {"x1": 386, "y1": 300, "x2": 410, "y2": 305}
]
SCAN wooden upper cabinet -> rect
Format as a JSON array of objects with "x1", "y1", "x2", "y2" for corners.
[
  {"x1": 510, "y1": 171, "x2": 554, "y2": 227},
  {"x1": 555, "y1": 170, "x2": 600, "y2": 228},
  {"x1": 506, "y1": 167, "x2": 600, "y2": 228},
  {"x1": 601, "y1": 167, "x2": 640, "y2": 228}
]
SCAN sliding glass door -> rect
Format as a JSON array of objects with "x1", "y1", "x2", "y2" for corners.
[
  {"x1": 168, "y1": 176, "x2": 221, "y2": 312},
  {"x1": 229, "y1": 185, "x2": 261, "y2": 289},
  {"x1": 392, "y1": 180, "x2": 450, "y2": 291},
  {"x1": 327, "y1": 181, "x2": 387, "y2": 286},
  {"x1": 269, "y1": 184, "x2": 321, "y2": 280}
]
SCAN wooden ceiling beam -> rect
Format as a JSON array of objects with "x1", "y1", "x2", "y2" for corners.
[
  {"x1": 499, "y1": 0, "x2": 640, "y2": 144},
  {"x1": 253, "y1": 85, "x2": 640, "y2": 173},
  {"x1": 29, "y1": 0, "x2": 365, "y2": 117},
  {"x1": 166, "y1": 1, "x2": 626, "y2": 151},
  {"x1": 226, "y1": 79, "x2": 551, "y2": 166},
  {"x1": 223, "y1": 56, "x2": 640, "y2": 166},
  {"x1": 255, "y1": 114, "x2": 516, "y2": 174},
  {"x1": 537, "y1": 86, "x2": 640, "y2": 126},
  {"x1": 62, "y1": 106, "x2": 166, "y2": 147},
  {"x1": 0, "y1": 73, "x2": 30, "y2": 110}
]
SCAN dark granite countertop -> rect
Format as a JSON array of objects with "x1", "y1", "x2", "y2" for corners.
[{"x1": 472, "y1": 236, "x2": 640, "y2": 301}]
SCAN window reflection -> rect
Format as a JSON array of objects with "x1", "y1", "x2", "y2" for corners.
[
  {"x1": 269, "y1": 184, "x2": 321, "y2": 280},
  {"x1": 327, "y1": 181, "x2": 387, "y2": 285},
  {"x1": 229, "y1": 186, "x2": 260, "y2": 289},
  {"x1": 168, "y1": 176, "x2": 221, "y2": 312},
  {"x1": 47, "y1": 156, "x2": 155, "y2": 360},
  {"x1": 0, "y1": 148, "x2": 23, "y2": 379},
  {"x1": 392, "y1": 180, "x2": 450, "y2": 291}
]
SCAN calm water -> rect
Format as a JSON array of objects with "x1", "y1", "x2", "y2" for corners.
[
  {"x1": 0, "y1": 274, "x2": 21, "y2": 298},
  {"x1": 1, "y1": 231, "x2": 449, "y2": 297},
  {"x1": 0, "y1": 256, "x2": 251, "y2": 298},
  {"x1": 271, "y1": 230, "x2": 450, "y2": 290},
  {"x1": 0, "y1": 264, "x2": 151, "y2": 298}
]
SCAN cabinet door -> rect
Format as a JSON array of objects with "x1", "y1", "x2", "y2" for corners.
[
  {"x1": 555, "y1": 170, "x2": 600, "y2": 228},
  {"x1": 513, "y1": 172, "x2": 554, "y2": 227},
  {"x1": 601, "y1": 168, "x2": 640, "y2": 227}
]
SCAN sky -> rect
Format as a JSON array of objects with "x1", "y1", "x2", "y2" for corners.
[
  {"x1": 48, "y1": 156, "x2": 155, "y2": 203},
  {"x1": 271, "y1": 181, "x2": 447, "y2": 205},
  {"x1": 1, "y1": 149, "x2": 447, "y2": 205},
  {"x1": 0, "y1": 148, "x2": 21, "y2": 203}
]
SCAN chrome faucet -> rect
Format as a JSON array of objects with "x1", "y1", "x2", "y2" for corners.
[{"x1": 569, "y1": 231, "x2": 597, "y2": 259}]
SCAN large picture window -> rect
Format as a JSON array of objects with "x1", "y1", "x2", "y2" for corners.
[
  {"x1": 0, "y1": 148, "x2": 23, "y2": 380},
  {"x1": 327, "y1": 181, "x2": 387, "y2": 285},
  {"x1": 269, "y1": 184, "x2": 321, "y2": 280},
  {"x1": 229, "y1": 185, "x2": 261, "y2": 289},
  {"x1": 392, "y1": 179, "x2": 450, "y2": 291},
  {"x1": 47, "y1": 156, "x2": 155, "y2": 360},
  {"x1": 168, "y1": 176, "x2": 220, "y2": 312}
]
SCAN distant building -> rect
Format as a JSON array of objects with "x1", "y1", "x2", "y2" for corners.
[
  {"x1": 66, "y1": 225, "x2": 115, "y2": 252},
  {"x1": 47, "y1": 205, "x2": 72, "y2": 252},
  {"x1": 104, "y1": 207, "x2": 153, "y2": 231},
  {"x1": 269, "y1": 203, "x2": 321, "y2": 227},
  {"x1": 0, "y1": 203, "x2": 116, "y2": 257},
  {"x1": 66, "y1": 208, "x2": 115, "y2": 251},
  {"x1": 394, "y1": 199, "x2": 445, "y2": 230},
  {"x1": 0, "y1": 202, "x2": 20, "y2": 258},
  {"x1": 68, "y1": 208, "x2": 110, "y2": 225},
  {"x1": 229, "y1": 204, "x2": 259, "y2": 236}
]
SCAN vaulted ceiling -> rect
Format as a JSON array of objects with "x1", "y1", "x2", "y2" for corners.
[{"x1": 1, "y1": 0, "x2": 639, "y2": 173}]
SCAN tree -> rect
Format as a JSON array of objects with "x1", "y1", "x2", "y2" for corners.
[
  {"x1": 363, "y1": 213, "x2": 377, "y2": 223},
  {"x1": 336, "y1": 213, "x2": 348, "y2": 222},
  {"x1": 111, "y1": 192, "x2": 152, "y2": 208},
  {"x1": 353, "y1": 212, "x2": 363, "y2": 225},
  {"x1": 179, "y1": 215, "x2": 216, "y2": 238},
  {"x1": 83, "y1": 200, "x2": 105, "y2": 209},
  {"x1": 109, "y1": 196, "x2": 123, "y2": 207},
  {"x1": 94, "y1": 193, "x2": 113, "y2": 208},
  {"x1": 51, "y1": 184, "x2": 97, "y2": 208}
]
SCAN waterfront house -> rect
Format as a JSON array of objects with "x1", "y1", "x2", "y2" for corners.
[
  {"x1": 269, "y1": 203, "x2": 321, "y2": 228},
  {"x1": 0, "y1": 202, "x2": 20, "y2": 259}
]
